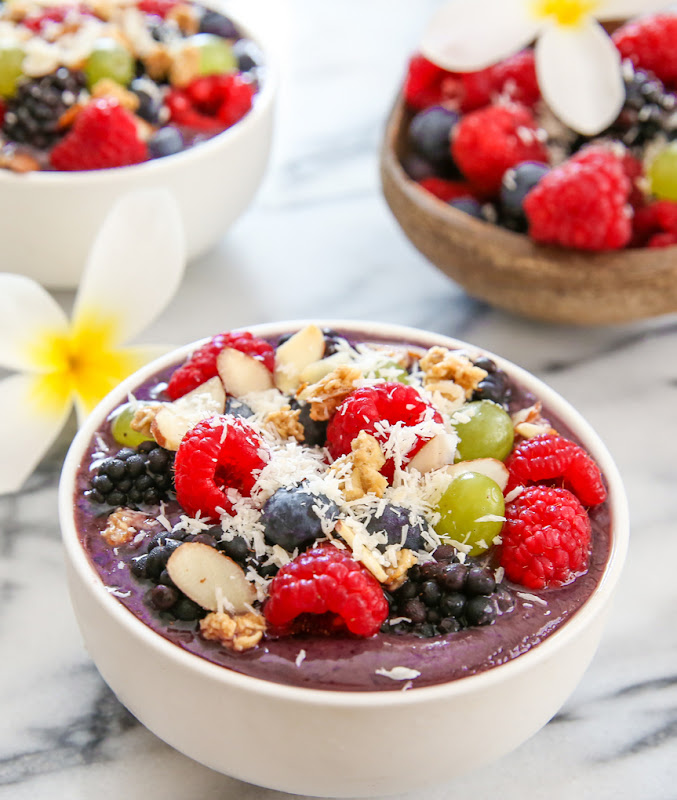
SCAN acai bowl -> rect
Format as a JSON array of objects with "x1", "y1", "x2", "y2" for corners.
[
  {"x1": 59, "y1": 320, "x2": 628, "y2": 797},
  {"x1": 0, "y1": 0, "x2": 275, "y2": 288}
]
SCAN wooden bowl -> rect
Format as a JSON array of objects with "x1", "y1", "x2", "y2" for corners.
[{"x1": 380, "y1": 94, "x2": 677, "y2": 325}]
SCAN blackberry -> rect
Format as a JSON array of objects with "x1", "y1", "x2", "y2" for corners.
[
  {"x1": 2, "y1": 68, "x2": 85, "y2": 149},
  {"x1": 472, "y1": 356, "x2": 512, "y2": 408},
  {"x1": 86, "y1": 441, "x2": 175, "y2": 509},
  {"x1": 261, "y1": 486, "x2": 339, "y2": 552},
  {"x1": 609, "y1": 63, "x2": 677, "y2": 150},
  {"x1": 385, "y1": 550, "x2": 513, "y2": 637}
]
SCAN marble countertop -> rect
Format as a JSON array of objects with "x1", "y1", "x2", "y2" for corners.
[{"x1": 2, "y1": 1, "x2": 677, "y2": 798}]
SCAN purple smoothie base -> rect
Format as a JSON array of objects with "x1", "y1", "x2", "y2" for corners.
[{"x1": 72, "y1": 333, "x2": 612, "y2": 692}]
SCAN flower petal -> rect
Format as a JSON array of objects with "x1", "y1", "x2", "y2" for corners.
[
  {"x1": 0, "y1": 372, "x2": 71, "y2": 494},
  {"x1": 420, "y1": 0, "x2": 541, "y2": 71},
  {"x1": 0, "y1": 274, "x2": 69, "y2": 373},
  {"x1": 71, "y1": 189, "x2": 186, "y2": 348},
  {"x1": 536, "y1": 20, "x2": 625, "y2": 135},
  {"x1": 596, "y1": 0, "x2": 672, "y2": 20},
  {"x1": 71, "y1": 344, "x2": 169, "y2": 423}
]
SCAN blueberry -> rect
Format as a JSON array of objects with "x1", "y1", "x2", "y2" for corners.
[
  {"x1": 474, "y1": 371, "x2": 511, "y2": 407},
  {"x1": 438, "y1": 616, "x2": 461, "y2": 634},
  {"x1": 125, "y1": 454, "x2": 146, "y2": 477},
  {"x1": 421, "y1": 580, "x2": 442, "y2": 607},
  {"x1": 131, "y1": 78, "x2": 164, "y2": 124},
  {"x1": 465, "y1": 566, "x2": 496, "y2": 596},
  {"x1": 439, "y1": 592, "x2": 465, "y2": 618},
  {"x1": 130, "y1": 554, "x2": 148, "y2": 579},
  {"x1": 199, "y1": 9, "x2": 238, "y2": 38},
  {"x1": 438, "y1": 562, "x2": 467, "y2": 592},
  {"x1": 148, "y1": 127, "x2": 184, "y2": 159},
  {"x1": 150, "y1": 584, "x2": 178, "y2": 611},
  {"x1": 322, "y1": 328, "x2": 352, "y2": 357},
  {"x1": 401, "y1": 597, "x2": 426, "y2": 624},
  {"x1": 397, "y1": 580, "x2": 418, "y2": 600},
  {"x1": 401, "y1": 152, "x2": 436, "y2": 182},
  {"x1": 464, "y1": 595, "x2": 498, "y2": 626},
  {"x1": 500, "y1": 161, "x2": 550, "y2": 231},
  {"x1": 225, "y1": 396, "x2": 254, "y2": 419},
  {"x1": 432, "y1": 545, "x2": 457, "y2": 562},
  {"x1": 217, "y1": 535, "x2": 251, "y2": 564},
  {"x1": 408, "y1": 106, "x2": 460, "y2": 175},
  {"x1": 365, "y1": 504, "x2": 426, "y2": 552},
  {"x1": 91, "y1": 474, "x2": 113, "y2": 495},
  {"x1": 233, "y1": 39, "x2": 262, "y2": 73},
  {"x1": 449, "y1": 197, "x2": 484, "y2": 219},
  {"x1": 261, "y1": 487, "x2": 339, "y2": 552},
  {"x1": 173, "y1": 596, "x2": 204, "y2": 621},
  {"x1": 100, "y1": 458, "x2": 126, "y2": 482},
  {"x1": 290, "y1": 398, "x2": 327, "y2": 447},
  {"x1": 106, "y1": 490, "x2": 125, "y2": 507},
  {"x1": 473, "y1": 356, "x2": 497, "y2": 374}
]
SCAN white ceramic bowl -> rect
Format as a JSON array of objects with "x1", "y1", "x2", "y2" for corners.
[
  {"x1": 58, "y1": 320, "x2": 628, "y2": 798},
  {"x1": 0, "y1": 10, "x2": 275, "y2": 289}
]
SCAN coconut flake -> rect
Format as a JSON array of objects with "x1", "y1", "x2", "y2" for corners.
[{"x1": 375, "y1": 666, "x2": 421, "y2": 681}]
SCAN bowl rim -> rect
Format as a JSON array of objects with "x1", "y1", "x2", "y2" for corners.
[
  {"x1": 0, "y1": 6, "x2": 276, "y2": 185},
  {"x1": 58, "y1": 319, "x2": 629, "y2": 707}
]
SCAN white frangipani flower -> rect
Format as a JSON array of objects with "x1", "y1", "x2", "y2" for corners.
[
  {"x1": 420, "y1": 0, "x2": 672, "y2": 135},
  {"x1": 0, "y1": 190, "x2": 185, "y2": 494}
]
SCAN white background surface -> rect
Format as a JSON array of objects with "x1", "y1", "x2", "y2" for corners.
[{"x1": 2, "y1": 1, "x2": 677, "y2": 798}]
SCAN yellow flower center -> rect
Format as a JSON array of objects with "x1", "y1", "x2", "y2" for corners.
[
  {"x1": 25, "y1": 313, "x2": 142, "y2": 417},
  {"x1": 532, "y1": 0, "x2": 599, "y2": 26}
]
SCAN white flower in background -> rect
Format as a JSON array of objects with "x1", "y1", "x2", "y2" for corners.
[
  {"x1": 420, "y1": 0, "x2": 673, "y2": 135},
  {"x1": 0, "y1": 190, "x2": 185, "y2": 494}
]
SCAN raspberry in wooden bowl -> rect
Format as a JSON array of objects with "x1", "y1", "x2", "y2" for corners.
[
  {"x1": 0, "y1": 0, "x2": 275, "y2": 287},
  {"x1": 380, "y1": 12, "x2": 677, "y2": 325},
  {"x1": 59, "y1": 320, "x2": 628, "y2": 797}
]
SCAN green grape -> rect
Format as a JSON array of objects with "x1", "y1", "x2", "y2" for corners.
[
  {"x1": 434, "y1": 471, "x2": 505, "y2": 556},
  {"x1": 191, "y1": 33, "x2": 237, "y2": 76},
  {"x1": 84, "y1": 38, "x2": 134, "y2": 88},
  {"x1": 373, "y1": 360, "x2": 410, "y2": 384},
  {"x1": 452, "y1": 400, "x2": 514, "y2": 462},
  {"x1": 111, "y1": 404, "x2": 155, "y2": 448},
  {"x1": 0, "y1": 42, "x2": 25, "y2": 98},
  {"x1": 648, "y1": 142, "x2": 677, "y2": 202}
]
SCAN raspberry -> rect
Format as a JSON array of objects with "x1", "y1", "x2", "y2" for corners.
[
  {"x1": 403, "y1": 54, "x2": 450, "y2": 111},
  {"x1": 22, "y1": 4, "x2": 93, "y2": 33},
  {"x1": 49, "y1": 99, "x2": 148, "y2": 171},
  {"x1": 137, "y1": 0, "x2": 180, "y2": 17},
  {"x1": 168, "y1": 74, "x2": 255, "y2": 131},
  {"x1": 167, "y1": 331, "x2": 275, "y2": 400},
  {"x1": 489, "y1": 50, "x2": 540, "y2": 107},
  {"x1": 174, "y1": 415, "x2": 269, "y2": 522},
  {"x1": 326, "y1": 382, "x2": 443, "y2": 479},
  {"x1": 613, "y1": 15, "x2": 677, "y2": 91},
  {"x1": 452, "y1": 104, "x2": 548, "y2": 196},
  {"x1": 524, "y1": 146, "x2": 632, "y2": 250},
  {"x1": 417, "y1": 177, "x2": 474, "y2": 203},
  {"x1": 500, "y1": 486, "x2": 591, "y2": 589},
  {"x1": 648, "y1": 231, "x2": 677, "y2": 247},
  {"x1": 264, "y1": 544, "x2": 388, "y2": 637},
  {"x1": 505, "y1": 433, "x2": 606, "y2": 507}
]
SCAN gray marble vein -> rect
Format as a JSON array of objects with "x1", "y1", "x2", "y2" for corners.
[{"x1": 2, "y1": 0, "x2": 677, "y2": 798}]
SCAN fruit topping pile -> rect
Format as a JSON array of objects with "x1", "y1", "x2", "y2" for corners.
[
  {"x1": 0, "y1": 0, "x2": 261, "y2": 172},
  {"x1": 83, "y1": 325, "x2": 607, "y2": 655},
  {"x1": 402, "y1": 14, "x2": 677, "y2": 251}
]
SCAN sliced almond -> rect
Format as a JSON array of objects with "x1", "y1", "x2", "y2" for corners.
[
  {"x1": 441, "y1": 458, "x2": 509, "y2": 491},
  {"x1": 217, "y1": 347, "x2": 274, "y2": 397},
  {"x1": 274, "y1": 325, "x2": 325, "y2": 394},
  {"x1": 150, "y1": 376, "x2": 225, "y2": 450},
  {"x1": 166, "y1": 542, "x2": 256, "y2": 613},
  {"x1": 406, "y1": 433, "x2": 456, "y2": 474}
]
